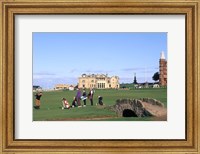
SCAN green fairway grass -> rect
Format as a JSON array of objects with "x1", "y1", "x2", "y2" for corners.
[{"x1": 33, "y1": 88, "x2": 167, "y2": 121}]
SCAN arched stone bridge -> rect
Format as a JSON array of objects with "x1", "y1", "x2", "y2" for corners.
[{"x1": 111, "y1": 98, "x2": 166, "y2": 117}]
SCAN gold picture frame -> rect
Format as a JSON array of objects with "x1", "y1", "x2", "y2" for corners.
[{"x1": 0, "y1": 0, "x2": 199, "y2": 153}]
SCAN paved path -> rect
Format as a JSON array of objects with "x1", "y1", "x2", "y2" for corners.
[{"x1": 142, "y1": 101, "x2": 167, "y2": 117}]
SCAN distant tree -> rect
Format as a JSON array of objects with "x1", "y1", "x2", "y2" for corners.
[
  {"x1": 74, "y1": 85, "x2": 78, "y2": 89},
  {"x1": 152, "y1": 72, "x2": 159, "y2": 82},
  {"x1": 122, "y1": 85, "x2": 126, "y2": 89}
]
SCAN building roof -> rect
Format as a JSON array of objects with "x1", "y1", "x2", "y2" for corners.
[{"x1": 81, "y1": 73, "x2": 118, "y2": 78}]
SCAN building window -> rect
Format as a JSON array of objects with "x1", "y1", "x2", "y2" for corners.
[{"x1": 82, "y1": 80, "x2": 85, "y2": 83}]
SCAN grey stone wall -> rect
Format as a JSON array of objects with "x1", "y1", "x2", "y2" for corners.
[{"x1": 111, "y1": 98, "x2": 165, "y2": 117}]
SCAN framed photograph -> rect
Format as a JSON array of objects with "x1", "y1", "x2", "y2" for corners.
[{"x1": 0, "y1": 0, "x2": 199, "y2": 153}]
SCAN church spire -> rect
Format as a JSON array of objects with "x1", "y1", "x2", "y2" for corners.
[
  {"x1": 133, "y1": 73, "x2": 137, "y2": 84},
  {"x1": 160, "y1": 51, "x2": 165, "y2": 59}
]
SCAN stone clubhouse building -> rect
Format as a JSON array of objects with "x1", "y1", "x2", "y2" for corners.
[{"x1": 78, "y1": 74, "x2": 120, "y2": 89}]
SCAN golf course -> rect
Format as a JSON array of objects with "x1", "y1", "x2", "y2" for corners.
[{"x1": 33, "y1": 88, "x2": 167, "y2": 121}]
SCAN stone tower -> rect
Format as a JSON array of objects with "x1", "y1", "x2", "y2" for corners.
[{"x1": 159, "y1": 52, "x2": 167, "y2": 86}]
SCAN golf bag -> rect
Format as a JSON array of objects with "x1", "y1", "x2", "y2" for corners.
[{"x1": 98, "y1": 96, "x2": 103, "y2": 105}]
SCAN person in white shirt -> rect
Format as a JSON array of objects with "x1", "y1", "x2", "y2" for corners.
[
  {"x1": 62, "y1": 98, "x2": 70, "y2": 109},
  {"x1": 88, "y1": 88, "x2": 94, "y2": 106}
]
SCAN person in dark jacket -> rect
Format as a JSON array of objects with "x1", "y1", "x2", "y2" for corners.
[
  {"x1": 88, "y1": 88, "x2": 94, "y2": 106},
  {"x1": 34, "y1": 92, "x2": 42, "y2": 109},
  {"x1": 72, "y1": 97, "x2": 77, "y2": 107},
  {"x1": 98, "y1": 96, "x2": 103, "y2": 105},
  {"x1": 81, "y1": 90, "x2": 87, "y2": 107}
]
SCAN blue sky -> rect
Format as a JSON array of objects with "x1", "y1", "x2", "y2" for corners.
[{"x1": 33, "y1": 32, "x2": 167, "y2": 89}]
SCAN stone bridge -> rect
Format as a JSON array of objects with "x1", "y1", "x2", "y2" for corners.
[{"x1": 111, "y1": 98, "x2": 166, "y2": 117}]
